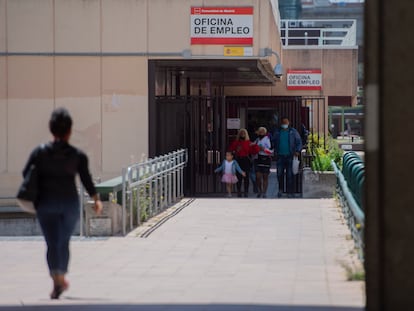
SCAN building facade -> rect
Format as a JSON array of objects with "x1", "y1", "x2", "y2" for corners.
[{"x1": 0, "y1": 0, "x2": 357, "y2": 196}]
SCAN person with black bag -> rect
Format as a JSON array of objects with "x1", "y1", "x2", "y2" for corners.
[{"x1": 20, "y1": 108, "x2": 102, "y2": 299}]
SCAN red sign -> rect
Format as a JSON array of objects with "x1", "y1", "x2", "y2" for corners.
[
  {"x1": 287, "y1": 70, "x2": 323, "y2": 90},
  {"x1": 190, "y1": 7, "x2": 254, "y2": 45}
]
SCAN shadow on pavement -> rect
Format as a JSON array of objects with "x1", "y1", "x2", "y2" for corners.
[{"x1": 0, "y1": 304, "x2": 364, "y2": 311}]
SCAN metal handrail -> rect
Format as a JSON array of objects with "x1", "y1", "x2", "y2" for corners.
[
  {"x1": 332, "y1": 160, "x2": 364, "y2": 259},
  {"x1": 79, "y1": 149, "x2": 187, "y2": 237},
  {"x1": 332, "y1": 161, "x2": 364, "y2": 224},
  {"x1": 121, "y1": 149, "x2": 187, "y2": 235}
]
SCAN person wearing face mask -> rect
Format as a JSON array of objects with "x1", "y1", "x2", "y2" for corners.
[
  {"x1": 253, "y1": 127, "x2": 273, "y2": 198},
  {"x1": 229, "y1": 129, "x2": 259, "y2": 197},
  {"x1": 272, "y1": 117, "x2": 303, "y2": 198}
]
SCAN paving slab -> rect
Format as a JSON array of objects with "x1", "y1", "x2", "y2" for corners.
[{"x1": 0, "y1": 198, "x2": 364, "y2": 311}]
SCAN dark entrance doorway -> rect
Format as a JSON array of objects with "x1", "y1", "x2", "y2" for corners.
[
  {"x1": 226, "y1": 96, "x2": 306, "y2": 195},
  {"x1": 154, "y1": 95, "x2": 226, "y2": 196},
  {"x1": 151, "y1": 92, "x2": 327, "y2": 196},
  {"x1": 147, "y1": 60, "x2": 331, "y2": 197},
  {"x1": 225, "y1": 96, "x2": 304, "y2": 144},
  {"x1": 148, "y1": 59, "x2": 279, "y2": 196}
]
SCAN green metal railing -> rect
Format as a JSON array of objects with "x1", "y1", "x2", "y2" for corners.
[
  {"x1": 332, "y1": 152, "x2": 365, "y2": 259},
  {"x1": 342, "y1": 152, "x2": 365, "y2": 208}
]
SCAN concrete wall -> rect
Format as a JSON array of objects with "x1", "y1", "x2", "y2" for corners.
[
  {"x1": 0, "y1": 0, "x2": 282, "y2": 196},
  {"x1": 0, "y1": 0, "x2": 155, "y2": 196}
]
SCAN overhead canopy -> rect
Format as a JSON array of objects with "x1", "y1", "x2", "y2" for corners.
[{"x1": 153, "y1": 59, "x2": 279, "y2": 86}]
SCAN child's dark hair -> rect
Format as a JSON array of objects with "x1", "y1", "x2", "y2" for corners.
[{"x1": 226, "y1": 151, "x2": 234, "y2": 157}]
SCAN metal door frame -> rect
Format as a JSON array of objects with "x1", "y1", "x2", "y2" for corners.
[{"x1": 154, "y1": 95, "x2": 226, "y2": 196}]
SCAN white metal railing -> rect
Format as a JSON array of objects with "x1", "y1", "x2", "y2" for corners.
[
  {"x1": 79, "y1": 149, "x2": 187, "y2": 236},
  {"x1": 281, "y1": 19, "x2": 357, "y2": 47},
  {"x1": 121, "y1": 149, "x2": 187, "y2": 235}
]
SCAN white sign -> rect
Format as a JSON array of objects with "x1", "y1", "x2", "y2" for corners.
[
  {"x1": 227, "y1": 118, "x2": 241, "y2": 129},
  {"x1": 191, "y1": 7, "x2": 253, "y2": 45},
  {"x1": 287, "y1": 69, "x2": 322, "y2": 90}
]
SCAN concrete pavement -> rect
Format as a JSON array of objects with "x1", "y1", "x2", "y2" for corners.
[{"x1": 0, "y1": 198, "x2": 364, "y2": 310}]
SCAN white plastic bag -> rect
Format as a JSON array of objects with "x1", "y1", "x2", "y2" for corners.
[{"x1": 292, "y1": 156, "x2": 300, "y2": 175}]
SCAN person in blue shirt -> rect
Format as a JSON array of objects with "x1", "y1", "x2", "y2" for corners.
[{"x1": 272, "y1": 117, "x2": 302, "y2": 198}]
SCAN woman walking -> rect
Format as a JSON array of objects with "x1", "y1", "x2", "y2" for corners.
[
  {"x1": 254, "y1": 127, "x2": 272, "y2": 198},
  {"x1": 229, "y1": 129, "x2": 259, "y2": 197},
  {"x1": 22, "y1": 108, "x2": 102, "y2": 299}
]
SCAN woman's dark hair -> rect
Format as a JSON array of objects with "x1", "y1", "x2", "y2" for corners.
[{"x1": 49, "y1": 108, "x2": 73, "y2": 138}]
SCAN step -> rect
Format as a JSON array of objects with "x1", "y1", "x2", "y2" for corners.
[
  {"x1": 0, "y1": 197, "x2": 18, "y2": 207},
  {"x1": 0, "y1": 197, "x2": 32, "y2": 220}
]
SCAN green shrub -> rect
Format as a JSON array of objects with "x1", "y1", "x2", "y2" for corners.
[
  {"x1": 312, "y1": 147, "x2": 333, "y2": 171},
  {"x1": 308, "y1": 133, "x2": 343, "y2": 171},
  {"x1": 131, "y1": 180, "x2": 151, "y2": 225},
  {"x1": 327, "y1": 137, "x2": 343, "y2": 168}
]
